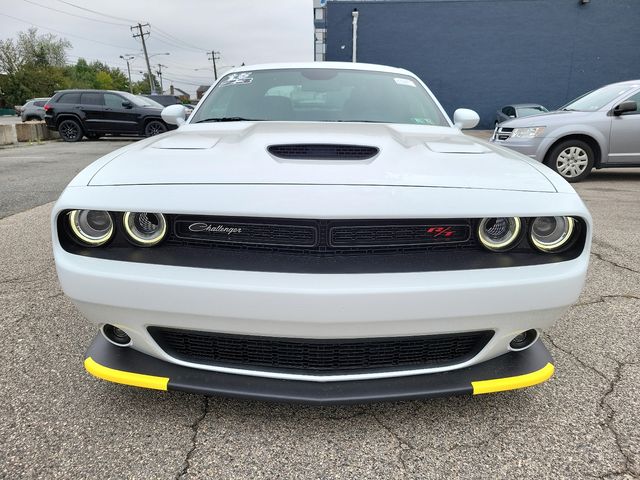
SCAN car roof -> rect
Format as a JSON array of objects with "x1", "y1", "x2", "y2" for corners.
[
  {"x1": 227, "y1": 61, "x2": 415, "y2": 77},
  {"x1": 509, "y1": 103, "x2": 546, "y2": 108},
  {"x1": 608, "y1": 79, "x2": 640, "y2": 88},
  {"x1": 54, "y1": 89, "x2": 130, "y2": 94}
]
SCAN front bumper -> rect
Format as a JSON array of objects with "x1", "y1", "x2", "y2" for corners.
[
  {"x1": 85, "y1": 334, "x2": 555, "y2": 404},
  {"x1": 57, "y1": 252, "x2": 586, "y2": 382}
]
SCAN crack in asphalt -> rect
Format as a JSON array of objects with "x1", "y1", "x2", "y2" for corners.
[
  {"x1": 598, "y1": 360, "x2": 639, "y2": 480},
  {"x1": 591, "y1": 251, "x2": 640, "y2": 276},
  {"x1": 543, "y1": 333, "x2": 639, "y2": 478},
  {"x1": 370, "y1": 411, "x2": 414, "y2": 473},
  {"x1": 573, "y1": 294, "x2": 640, "y2": 308},
  {"x1": 544, "y1": 333, "x2": 609, "y2": 382},
  {"x1": 176, "y1": 396, "x2": 209, "y2": 480}
]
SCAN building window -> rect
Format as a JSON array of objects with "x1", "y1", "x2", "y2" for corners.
[{"x1": 314, "y1": 8, "x2": 325, "y2": 20}]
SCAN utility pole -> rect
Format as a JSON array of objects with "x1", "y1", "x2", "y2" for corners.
[
  {"x1": 156, "y1": 64, "x2": 167, "y2": 93},
  {"x1": 119, "y1": 55, "x2": 135, "y2": 93},
  {"x1": 207, "y1": 50, "x2": 220, "y2": 80},
  {"x1": 131, "y1": 23, "x2": 155, "y2": 94}
]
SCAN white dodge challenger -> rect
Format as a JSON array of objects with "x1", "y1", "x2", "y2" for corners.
[{"x1": 52, "y1": 63, "x2": 591, "y2": 403}]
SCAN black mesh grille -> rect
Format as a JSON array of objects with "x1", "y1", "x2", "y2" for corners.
[
  {"x1": 174, "y1": 218, "x2": 317, "y2": 247},
  {"x1": 148, "y1": 327, "x2": 494, "y2": 374},
  {"x1": 169, "y1": 216, "x2": 474, "y2": 255},
  {"x1": 330, "y1": 223, "x2": 470, "y2": 247},
  {"x1": 268, "y1": 144, "x2": 379, "y2": 160}
]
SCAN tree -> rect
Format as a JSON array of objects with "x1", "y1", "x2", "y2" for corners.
[
  {"x1": 132, "y1": 72, "x2": 161, "y2": 95},
  {"x1": 0, "y1": 28, "x2": 132, "y2": 107},
  {"x1": 0, "y1": 28, "x2": 70, "y2": 75},
  {"x1": 0, "y1": 28, "x2": 71, "y2": 105},
  {"x1": 65, "y1": 59, "x2": 129, "y2": 91}
]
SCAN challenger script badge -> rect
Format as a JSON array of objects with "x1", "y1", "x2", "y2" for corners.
[{"x1": 188, "y1": 223, "x2": 242, "y2": 235}]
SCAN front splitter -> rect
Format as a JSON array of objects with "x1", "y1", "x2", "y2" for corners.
[{"x1": 84, "y1": 335, "x2": 554, "y2": 404}]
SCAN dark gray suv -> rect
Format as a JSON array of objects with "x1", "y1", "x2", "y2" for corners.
[{"x1": 492, "y1": 80, "x2": 640, "y2": 182}]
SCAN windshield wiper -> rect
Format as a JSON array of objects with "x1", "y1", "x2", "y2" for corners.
[
  {"x1": 335, "y1": 119, "x2": 386, "y2": 123},
  {"x1": 194, "y1": 117, "x2": 262, "y2": 123}
]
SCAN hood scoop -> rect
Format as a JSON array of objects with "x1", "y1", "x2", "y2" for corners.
[
  {"x1": 425, "y1": 139, "x2": 491, "y2": 154},
  {"x1": 151, "y1": 134, "x2": 219, "y2": 150},
  {"x1": 268, "y1": 144, "x2": 379, "y2": 160}
]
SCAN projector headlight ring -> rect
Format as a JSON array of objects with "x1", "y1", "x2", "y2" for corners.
[
  {"x1": 530, "y1": 216, "x2": 576, "y2": 252},
  {"x1": 478, "y1": 217, "x2": 522, "y2": 252},
  {"x1": 123, "y1": 212, "x2": 167, "y2": 246},
  {"x1": 68, "y1": 209, "x2": 114, "y2": 246}
]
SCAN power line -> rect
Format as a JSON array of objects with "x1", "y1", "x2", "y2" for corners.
[
  {"x1": 54, "y1": 0, "x2": 136, "y2": 23},
  {"x1": 20, "y1": 0, "x2": 129, "y2": 26},
  {"x1": 147, "y1": 34, "x2": 201, "y2": 54},
  {"x1": 0, "y1": 12, "x2": 134, "y2": 50},
  {"x1": 161, "y1": 75, "x2": 207, "y2": 87},
  {"x1": 151, "y1": 25, "x2": 205, "y2": 52}
]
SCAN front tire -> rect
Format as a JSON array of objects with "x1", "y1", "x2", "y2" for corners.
[
  {"x1": 546, "y1": 140, "x2": 594, "y2": 183},
  {"x1": 144, "y1": 120, "x2": 167, "y2": 137},
  {"x1": 58, "y1": 119, "x2": 83, "y2": 142}
]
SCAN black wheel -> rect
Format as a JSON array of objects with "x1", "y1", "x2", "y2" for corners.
[
  {"x1": 58, "y1": 119, "x2": 83, "y2": 142},
  {"x1": 144, "y1": 120, "x2": 167, "y2": 137},
  {"x1": 546, "y1": 139, "x2": 594, "y2": 183}
]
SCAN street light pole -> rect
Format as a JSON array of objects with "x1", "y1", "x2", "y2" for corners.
[{"x1": 119, "y1": 55, "x2": 135, "y2": 93}]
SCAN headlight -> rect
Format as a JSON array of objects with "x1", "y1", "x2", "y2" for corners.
[
  {"x1": 123, "y1": 212, "x2": 167, "y2": 246},
  {"x1": 68, "y1": 210, "x2": 114, "y2": 246},
  {"x1": 478, "y1": 217, "x2": 522, "y2": 251},
  {"x1": 530, "y1": 216, "x2": 575, "y2": 252},
  {"x1": 512, "y1": 126, "x2": 545, "y2": 138}
]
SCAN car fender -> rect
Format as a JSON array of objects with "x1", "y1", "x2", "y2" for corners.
[
  {"x1": 539, "y1": 124, "x2": 609, "y2": 166},
  {"x1": 55, "y1": 112, "x2": 85, "y2": 128}
]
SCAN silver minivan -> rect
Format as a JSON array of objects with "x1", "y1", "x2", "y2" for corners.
[{"x1": 492, "y1": 80, "x2": 640, "y2": 182}]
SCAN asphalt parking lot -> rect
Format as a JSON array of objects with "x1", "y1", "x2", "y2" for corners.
[{"x1": 0, "y1": 139, "x2": 638, "y2": 479}]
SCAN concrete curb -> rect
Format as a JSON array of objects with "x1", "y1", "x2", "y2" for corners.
[{"x1": 0, "y1": 122, "x2": 59, "y2": 145}]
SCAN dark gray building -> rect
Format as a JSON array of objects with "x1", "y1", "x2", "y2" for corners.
[{"x1": 319, "y1": 0, "x2": 640, "y2": 128}]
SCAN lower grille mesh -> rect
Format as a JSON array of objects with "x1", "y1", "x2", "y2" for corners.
[{"x1": 148, "y1": 327, "x2": 494, "y2": 374}]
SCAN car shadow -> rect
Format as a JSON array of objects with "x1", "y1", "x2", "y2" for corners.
[{"x1": 584, "y1": 169, "x2": 640, "y2": 182}]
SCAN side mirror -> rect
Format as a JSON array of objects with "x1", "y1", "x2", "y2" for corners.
[
  {"x1": 453, "y1": 108, "x2": 480, "y2": 129},
  {"x1": 161, "y1": 104, "x2": 186, "y2": 126},
  {"x1": 121, "y1": 101, "x2": 133, "y2": 109},
  {"x1": 613, "y1": 101, "x2": 637, "y2": 116}
]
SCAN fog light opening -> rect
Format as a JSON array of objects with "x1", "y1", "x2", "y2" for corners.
[
  {"x1": 101, "y1": 324, "x2": 132, "y2": 347},
  {"x1": 509, "y1": 329, "x2": 539, "y2": 351}
]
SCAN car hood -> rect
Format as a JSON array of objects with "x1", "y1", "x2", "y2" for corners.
[
  {"x1": 88, "y1": 122, "x2": 556, "y2": 192},
  {"x1": 499, "y1": 110, "x2": 596, "y2": 128}
]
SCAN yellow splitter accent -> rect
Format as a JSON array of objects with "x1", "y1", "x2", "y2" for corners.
[
  {"x1": 84, "y1": 357, "x2": 169, "y2": 391},
  {"x1": 85, "y1": 354, "x2": 553, "y2": 396},
  {"x1": 471, "y1": 362, "x2": 554, "y2": 395}
]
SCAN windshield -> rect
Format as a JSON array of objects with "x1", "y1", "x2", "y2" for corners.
[
  {"x1": 561, "y1": 84, "x2": 637, "y2": 111},
  {"x1": 516, "y1": 106, "x2": 548, "y2": 116},
  {"x1": 136, "y1": 95, "x2": 164, "y2": 108},
  {"x1": 190, "y1": 68, "x2": 449, "y2": 126}
]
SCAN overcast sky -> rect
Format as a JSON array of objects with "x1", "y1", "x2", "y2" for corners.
[{"x1": 1, "y1": 0, "x2": 314, "y2": 96}]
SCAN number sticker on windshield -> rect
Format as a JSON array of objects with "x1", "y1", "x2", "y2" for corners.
[{"x1": 220, "y1": 72, "x2": 254, "y2": 86}]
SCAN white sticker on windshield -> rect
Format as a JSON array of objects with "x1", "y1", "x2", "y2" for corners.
[
  {"x1": 220, "y1": 72, "x2": 253, "y2": 86},
  {"x1": 394, "y1": 77, "x2": 416, "y2": 87}
]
